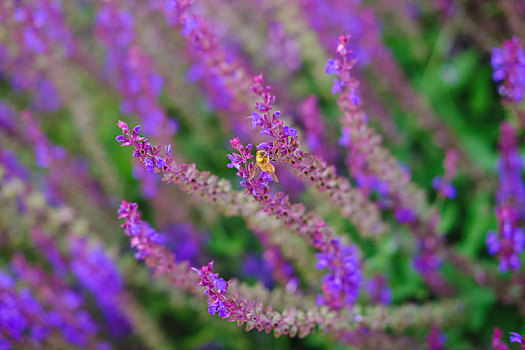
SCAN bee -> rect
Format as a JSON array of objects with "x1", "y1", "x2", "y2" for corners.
[{"x1": 250, "y1": 149, "x2": 279, "y2": 182}]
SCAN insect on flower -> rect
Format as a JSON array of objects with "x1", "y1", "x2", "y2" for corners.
[{"x1": 250, "y1": 148, "x2": 279, "y2": 182}]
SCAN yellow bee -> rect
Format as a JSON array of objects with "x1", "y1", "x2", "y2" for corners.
[{"x1": 250, "y1": 149, "x2": 279, "y2": 182}]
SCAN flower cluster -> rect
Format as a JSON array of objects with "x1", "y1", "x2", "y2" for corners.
[
  {"x1": 486, "y1": 211, "x2": 525, "y2": 272},
  {"x1": 491, "y1": 327, "x2": 509, "y2": 350},
  {"x1": 486, "y1": 123, "x2": 525, "y2": 272},
  {"x1": 315, "y1": 238, "x2": 361, "y2": 309},
  {"x1": 326, "y1": 34, "x2": 391, "y2": 198},
  {"x1": 510, "y1": 332, "x2": 525, "y2": 349},
  {"x1": 227, "y1": 137, "x2": 272, "y2": 198},
  {"x1": 496, "y1": 123, "x2": 525, "y2": 216},
  {"x1": 116, "y1": 120, "x2": 174, "y2": 174},
  {"x1": 491, "y1": 36, "x2": 525, "y2": 104},
  {"x1": 192, "y1": 261, "x2": 239, "y2": 318}
]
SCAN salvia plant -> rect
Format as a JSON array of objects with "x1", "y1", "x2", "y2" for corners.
[{"x1": 1, "y1": 0, "x2": 525, "y2": 349}]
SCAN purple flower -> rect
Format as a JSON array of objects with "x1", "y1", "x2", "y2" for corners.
[
  {"x1": 213, "y1": 278, "x2": 227, "y2": 293},
  {"x1": 155, "y1": 156, "x2": 167, "y2": 168},
  {"x1": 510, "y1": 332, "x2": 524, "y2": 347},
  {"x1": 260, "y1": 171, "x2": 274, "y2": 182},
  {"x1": 182, "y1": 16, "x2": 199, "y2": 36},
  {"x1": 325, "y1": 58, "x2": 340, "y2": 75},
  {"x1": 349, "y1": 87, "x2": 360, "y2": 105},
  {"x1": 144, "y1": 158, "x2": 155, "y2": 173},
  {"x1": 246, "y1": 112, "x2": 262, "y2": 129},
  {"x1": 226, "y1": 154, "x2": 240, "y2": 169},
  {"x1": 23, "y1": 27, "x2": 46, "y2": 54},
  {"x1": 366, "y1": 274, "x2": 392, "y2": 305},
  {"x1": 283, "y1": 125, "x2": 298, "y2": 137}
]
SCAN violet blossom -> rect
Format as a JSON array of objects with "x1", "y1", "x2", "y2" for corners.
[{"x1": 510, "y1": 332, "x2": 525, "y2": 349}]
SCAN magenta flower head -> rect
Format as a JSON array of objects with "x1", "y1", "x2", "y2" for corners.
[
  {"x1": 491, "y1": 36, "x2": 525, "y2": 103},
  {"x1": 491, "y1": 327, "x2": 509, "y2": 350}
]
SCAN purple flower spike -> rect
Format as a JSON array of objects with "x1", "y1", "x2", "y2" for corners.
[
  {"x1": 487, "y1": 123, "x2": 525, "y2": 273},
  {"x1": 491, "y1": 36, "x2": 525, "y2": 103}
]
